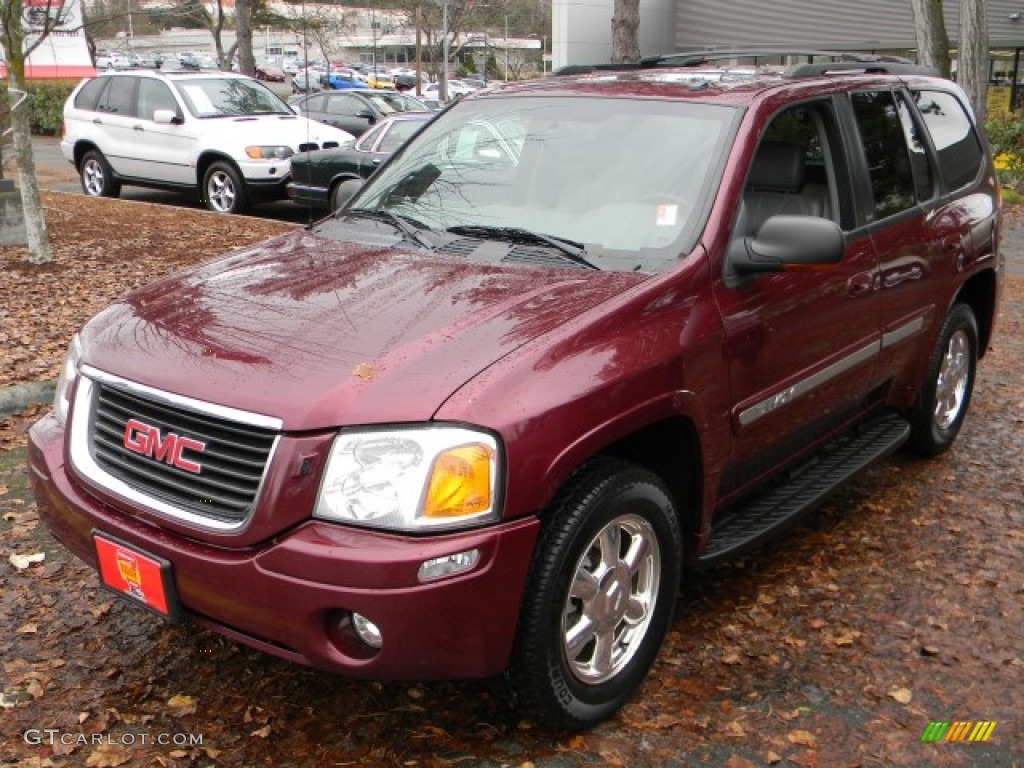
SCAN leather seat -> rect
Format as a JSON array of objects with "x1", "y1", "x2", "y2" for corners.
[{"x1": 743, "y1": 141, "x2": 827, "y2": 234}]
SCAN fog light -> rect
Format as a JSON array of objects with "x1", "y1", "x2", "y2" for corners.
[
  {"x1": 418, "y1": 548, "x2": 480, "y2": 582},
  {"x1": 351, "y1": 612, "x2": 383, "y2": 649}
]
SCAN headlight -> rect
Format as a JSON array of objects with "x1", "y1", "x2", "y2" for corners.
[
  {"x1": 244, "y1": 145, "x2": 294, "y2": 160},
  {"x1": 52, "y1": 334, "x2": 82, "y2": 425},
  {"x1": 314, "y1": 426, "x2": 501, "y2": 532}
]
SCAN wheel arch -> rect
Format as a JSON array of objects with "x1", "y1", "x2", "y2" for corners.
[
  {"x1": 953, "y1": 269, "x2": 998, "y2": 360},
  {"x1": 537, "y1": 414, "x2": 704, "y2": 563},
  {"x1": 72, "y1": 141, "x2": 102, "y2": 170},
  {"x1": 196, "y1": 151, "x2": 241, "y2": 188}
]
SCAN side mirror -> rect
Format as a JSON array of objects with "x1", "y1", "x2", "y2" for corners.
[
  {"x1": 355, "y1": 109, "x2": 375, "y2": 121},
  {"x1": 729, "y1": 215, "x2": 844, "y2": 275},
  {"x1": 153, "y1": 109, "x2": 182, "y2": 125}
]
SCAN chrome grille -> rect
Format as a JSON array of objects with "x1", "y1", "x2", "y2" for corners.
[{"x1": 90, "y1": 383, "x2": 277, "y2": 523}]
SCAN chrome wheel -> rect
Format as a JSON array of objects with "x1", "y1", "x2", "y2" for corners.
[
  {"x1": 563, "y1": 514, "x2": 661, "y2": 684},
  {"x1": 82, "y1": 157, "x2": 106, "y2": 196},
  {"x1": 506, "y1": 460, "x2": 681, "y2": 730},
  {"x1": 206, "y1": 169, "x2": 238, "y2": 212},
  {"x1": 933, "y1": 329, "x2": 970, "y2": 431},
  {"x1": 908, "y1": 303, "x2": 978, "y2": 457}
]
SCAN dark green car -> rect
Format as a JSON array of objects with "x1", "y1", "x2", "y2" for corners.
[{"x1": 287, "y1": 112, "x2": 433, "y2": 211}]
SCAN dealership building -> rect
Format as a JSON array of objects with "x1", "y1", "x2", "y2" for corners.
[{"x1": 553, "y1": 0, "x2": 1024, "y2": 98}]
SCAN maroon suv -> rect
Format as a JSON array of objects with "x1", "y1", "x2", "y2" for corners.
[{"x1": 29, "y1": 52, "x2": 1002, "y2": 729}]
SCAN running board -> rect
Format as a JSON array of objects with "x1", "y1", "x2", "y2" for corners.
[{"x1": 696, "y1": 412, "x2": 910, "y2": 568}]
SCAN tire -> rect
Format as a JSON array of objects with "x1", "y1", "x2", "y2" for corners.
[
  {"x1": 907, "y1": 303, "x2": 979, "y2": 456},
  {"x1": 505, "y1": 458, "x2": 681, "y2": 730},
  {"x1": 202, "y1": 161, "x2": 249, "y2": 214},
  {"x1": 330, "y1": 179, "x2": 363, "y2": 213},
  {"x1": 79, "y1": 150, "x2": 121, "y2": 198}
]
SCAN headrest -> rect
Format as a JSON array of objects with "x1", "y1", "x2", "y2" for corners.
[{"x1": 747, "y1": 141, "x2": 805, "y2": 192}]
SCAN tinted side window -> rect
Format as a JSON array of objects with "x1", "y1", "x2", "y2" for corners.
[
  {"x1": 328, "y1": 95, "x2": 363, "y2": 117},
  {"x1": 136, "y1": 79, "x2": 179, "y2": 120},
  {"x1": 98, "y1": 77, "x2": 136, "y2": 116},
  {"x1": 850, "y1": 91, "x2": 917, "y2": 220},
  {"x1": 895, "y1": 92, "x2": 935, "y2": 202},
  {"x1": 74, "y1": 78, "x2": 109, "y2": 111},
  {"x1": 377, "y1": 119, "x2": 422, "y2": 154},
  {"x1": 913, "y1": 90, "x2": 984, "y2": 191}
]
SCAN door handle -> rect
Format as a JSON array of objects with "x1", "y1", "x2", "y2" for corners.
[{"x1": 133, "y1": 125, "x2": 145, "y2": 131}]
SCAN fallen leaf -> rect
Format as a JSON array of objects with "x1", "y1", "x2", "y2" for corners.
[
  {"x1": 9, "y1": 552, "x2": 45, "y2": 570},
  {"x1": 167, "y1": 693, "x2": 197, "y2": 717},
  {"x1": 251, "y1": 724, "x2": 272, "y2": 738},
  {"x1": 17, "y1": 623, "x2": 38, "y2": 634},
  {"x1": 85, "y1": 743, "x2": 131, "y2": 767},
  {"x1": 888, "y1": 687, "x2": 913, "y2": 704},
  {"x1": 787, "y1": 729, "x2": 818, "y2": 748},
  {"x1": 352, "y1": 362, "x2": 375, "y2": 381}
]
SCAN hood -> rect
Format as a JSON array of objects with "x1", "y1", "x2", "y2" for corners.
[
  {"x1": 221, "y1": 114, "x2": 355, "y2": 149},
  {"x1": 80, "y1": 230, "x2": 647, "y2": 431}
]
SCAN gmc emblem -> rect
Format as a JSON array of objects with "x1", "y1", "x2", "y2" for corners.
[{"x1": 122, "y1": 419, "x2": 206, "y2": 474}]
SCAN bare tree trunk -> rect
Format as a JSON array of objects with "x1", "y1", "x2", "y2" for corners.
[
  {"x1": 610, "y1": 0, "x2": 640, "y2": 64},
  {"x1": 235, "y1": 0, "x2": 256, "y2": 77},
  {"x1": 6, "y1": 76, "x2": 51, "y2": 264},
  {"x1": 909, "y1": 0, "x2": 951, "y2": 77},
  {"x1": 2, "y1": 0, "x2": 51, "y2": 265},
  {"x1": 958, "y1": 0, "x2": 988, "y2": 122}
]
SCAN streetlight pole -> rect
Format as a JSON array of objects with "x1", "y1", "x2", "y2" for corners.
[
  {"x1": 504, "y1": 15, "x2": 509, "y2": 79},
  {"x1": 441, "y1": 0, "x2": 449, "y2": 102}
]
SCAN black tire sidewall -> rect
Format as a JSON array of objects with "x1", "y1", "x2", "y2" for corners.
[
  {"x1": 81, "y1": 150, "x2": 117, "y2": 197},
  {"x1": 509, "y1": 462, "x2": 681, "y2": 729},
  {"x1": 202, "y1": 161, "x2": 249, "y2": 214},
  {"x1": 909, "y1": 303, "x2": 978, "y2": 455}
]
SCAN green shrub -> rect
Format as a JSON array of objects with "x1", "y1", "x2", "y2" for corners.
[
  {"x1": 984, "y1": 110, "x2": 1024, "y2": 189},
  {"x1": 0, "y1": 79, "x2": 78, "y2": 137}
]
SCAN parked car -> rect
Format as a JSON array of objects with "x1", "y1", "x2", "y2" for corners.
[
  {"x1": 254, "y1": 63, "x2": 286, "y2": 82},
  {"x1": 32, "y1": 52, "x2": 1001, "y2": 731},
  {"x1": 287, "y1": 111, "x2": 433, "y2": 210},
  {"x1": 289, "y1": 89, "x2": 430, "y2": 137},
  {"x1": 60, "y1": 70, "x2": 355, "y2": 214},
  {"x1": 177, "y1": 53, "x2": 201, "y2": 70},
  {"x1": 419, "y1": 80, "x2": 473, "y2": 103},
  {"x1": 291, "y1": 65, "x2": 328, "y2": 93},
  {"x1": 319, "y1": 70, "x2": 367, "y2": 90}
]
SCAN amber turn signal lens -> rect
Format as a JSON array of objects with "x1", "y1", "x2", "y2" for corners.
[{"x1": 423, "y1": 444, "x2": 493, "y2": 517}]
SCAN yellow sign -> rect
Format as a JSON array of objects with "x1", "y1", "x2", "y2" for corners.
[{"x1": 987, "y1": 86, "x2": 1012, "y2": 118}]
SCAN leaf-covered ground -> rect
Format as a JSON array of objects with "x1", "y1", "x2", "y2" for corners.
[{"x1": 1, "y1": 194, "x2": 1022, "y2": 767}]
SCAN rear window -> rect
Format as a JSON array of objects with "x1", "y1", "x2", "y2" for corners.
[
  {"x1": 74, "y1": 78, "x2": 109, "y2": 111},
  {"x1": 913, "y1": 90, "x2": 984, "y2": 191}
]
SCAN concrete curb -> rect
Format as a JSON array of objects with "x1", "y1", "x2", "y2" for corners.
[{"x1": 0, "y1": 380, "x2": 56, "y2": 416}]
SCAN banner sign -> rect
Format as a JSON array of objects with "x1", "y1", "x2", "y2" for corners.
[{"x1": 0, "y1": 0, "x2": 96, "y2": 80}]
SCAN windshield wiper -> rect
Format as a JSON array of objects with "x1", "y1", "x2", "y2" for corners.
[
  {"x1": 446, "y1": 225, "x2": 599, "y2": 271},
  {"x1": 344, "y1": 208, "x2": 434, "y2": 250}
]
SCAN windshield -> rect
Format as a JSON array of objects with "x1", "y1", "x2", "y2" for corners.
[
  {"x1": 329, "y1": 95, "x2": 737, "y2": 272},
  {"x1": 174, "y1": 77, "x2": 293, "y2": 118}
]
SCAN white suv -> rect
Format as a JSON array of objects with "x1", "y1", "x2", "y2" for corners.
[{"x1": 61, "y1": 70, "x2": 356, "y2": 214}]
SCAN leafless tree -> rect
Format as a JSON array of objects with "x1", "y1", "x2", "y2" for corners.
[
  {"x1": 610, "y1": 0, "x2": 639, "y2": 64},
  {"x1": 958, "y1": 0, "x2": 988, "y2": 121},
  {"x1": 0, "y1": 0, "x2": 72, "y2": 264},
  {"x1": 909, "y1": 0, "x2": 951, "y2": 76}
]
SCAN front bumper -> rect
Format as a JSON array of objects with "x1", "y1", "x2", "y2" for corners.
[{"x1": 28, "y1": 413, "x2": 539, "y2": 680}]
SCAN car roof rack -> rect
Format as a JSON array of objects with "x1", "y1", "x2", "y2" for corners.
[{"x1": 550, "y1": 49, "x2": 940, "y2": 78}]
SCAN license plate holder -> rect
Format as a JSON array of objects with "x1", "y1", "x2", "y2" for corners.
[{"x1": 93, "y1": 531, "x2": 182, "y2": 622}]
